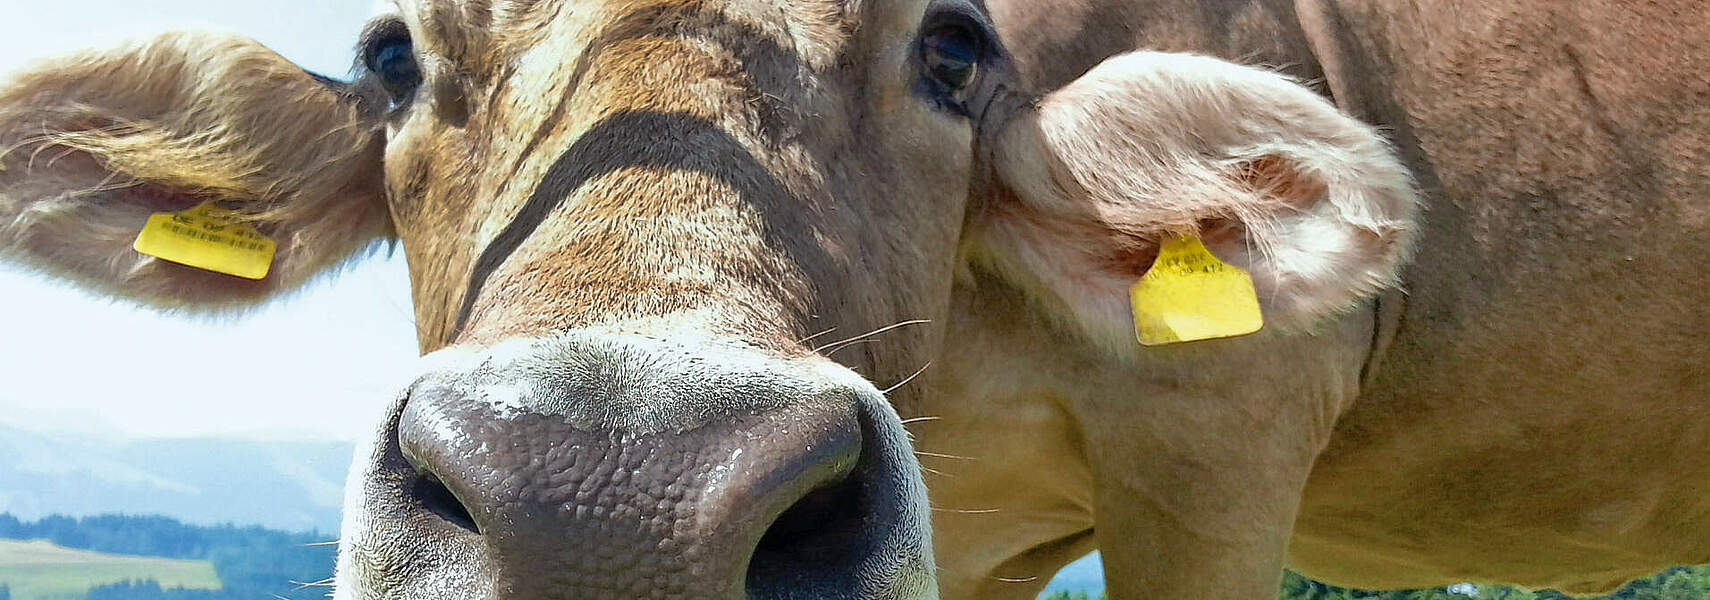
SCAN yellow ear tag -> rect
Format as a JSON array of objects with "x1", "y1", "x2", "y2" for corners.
[
  {"x1": 133, "y1": 202, "x2": 276, "y2": 280},
  {"x1": 1129, "y1": 235, "x2": 1263, "y2": 346}
]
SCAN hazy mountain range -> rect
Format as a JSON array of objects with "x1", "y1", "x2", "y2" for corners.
[{"x1": 0, "y1": 424, "x2": 351, "y2": 534}]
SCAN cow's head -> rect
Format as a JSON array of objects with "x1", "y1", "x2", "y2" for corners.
[{"x1": 0, "y1": 0, "x2": 1416, "y2": 598}]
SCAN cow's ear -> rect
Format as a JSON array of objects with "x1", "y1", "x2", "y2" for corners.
[
  {"x1": 978, "y1": 51, "x2": 1419, "y2": 347},
  {"x1": 0, "y1": 31, "x2": 388, "y2": 310}
]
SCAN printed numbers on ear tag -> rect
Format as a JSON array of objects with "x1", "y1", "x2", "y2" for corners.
[
  {"x1": 1129, "y1": 235, "x2": 1263, "y2": 346},
  {"x1": 133, "y1": 202, "x2": 277, "y2": 280}
]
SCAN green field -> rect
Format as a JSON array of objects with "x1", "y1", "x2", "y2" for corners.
[{"x1": 0, "y1": 539, "x2": 220, "y2": 600}]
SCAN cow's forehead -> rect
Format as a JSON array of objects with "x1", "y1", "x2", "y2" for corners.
[
  {"x1": 371, "y1": 0, "x2": 887, "y2": 73},
  {"x1": 369, "y1": 0, "x2": 952, "y2": 350}
]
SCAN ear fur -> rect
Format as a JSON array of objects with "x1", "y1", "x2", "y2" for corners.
[
  {"x1": 979, "y1": 51, "x2": 1419, "y2": 349},
  {"x1": 0, "y1": 31, "x2": 388, "y2": 310}
]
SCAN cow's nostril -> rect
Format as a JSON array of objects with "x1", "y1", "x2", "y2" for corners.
[
  {"x1": 748, "y1": 476, "x2": 868, "y2": 589},
  {"x1": 412, "y1": 472, "x2": 480, "y2": 534},
  {"x1": 387, "y1": 342, "x2": 934, "y2": 597},
  {"x1": 756, "y1": 479, "x2": 862, "y2": 553}
]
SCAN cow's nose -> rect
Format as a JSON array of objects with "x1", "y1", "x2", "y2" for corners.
[{"x1": 380, "y1": 335, "x2": 932, "y2": 599}]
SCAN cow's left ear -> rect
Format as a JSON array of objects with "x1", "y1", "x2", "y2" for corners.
[
  {"x1": 976, "y1": 51, "x2": 1419, "y2": 346},
  {"x1": 0, "y1": 31, "x2": 388, "y2": 311}
]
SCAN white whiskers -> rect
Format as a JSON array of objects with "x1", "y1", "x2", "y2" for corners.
[
  {"x1": 796, "y1": 325, "x2": 839, "y2": 345},
  {"x1": 290, "y1": 578, "x2": 336, "y2": 590},
  {"x1": 882, "y1": 361, "x2": 933, "y2": 395},
  {"x1": 931, "y1": 505, "x2": 1000, "y2": 514},
  {"x1": 812, "y1": 319, "x2": 931, "y2": 355},
  {"x1": 914, "y1": 450, "x2": 974, "y2": 461}
]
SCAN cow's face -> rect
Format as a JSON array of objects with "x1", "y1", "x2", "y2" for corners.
[
  {"x1": 0, "y1": 0, "x2": 1419, "y2": 597},
  {"x1": 346, "y1": 1, "x2": 995, "y2": 597},
  {"x1": 376, "y1": 0, "x2": 992, "y2": 356}
]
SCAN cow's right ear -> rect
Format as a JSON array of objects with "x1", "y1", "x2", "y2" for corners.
[
  {"x1": 977, "y1": 51, "x2": 1419, "y2": 350},
  {"x1": 0, "y1": 31, "x2": 389, "y2": 310}
]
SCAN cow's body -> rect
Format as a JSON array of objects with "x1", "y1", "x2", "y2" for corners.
[
  {"x1": 1, "y1": 1, "x2": 1706, "y2": 598},
  {"x1": 1304, "y1": 0, "x2": 1710, "y2": 592},
  {"x1": 932, "y1": 0, "x2": 1710, "y2": 597}
]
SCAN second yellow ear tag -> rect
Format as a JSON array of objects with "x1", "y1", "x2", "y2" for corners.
[
  {"x1": 1129, "y1": 235, "x2": 1263, "y2": 346},
  {"x1": 133, "y1": 202, "x2": 276, "y2": 280}
]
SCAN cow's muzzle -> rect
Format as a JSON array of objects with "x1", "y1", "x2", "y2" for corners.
[{"x1": 333, "y1": 334, "x2": 936, "y2": 600}]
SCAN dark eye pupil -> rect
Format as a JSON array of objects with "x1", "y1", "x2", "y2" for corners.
[
  {"x1": 923, "y1": 27, "x2": 978, "y2": 90},
  {"x1": 368, "y1": 37, "x2": 421, "y2": 101}
]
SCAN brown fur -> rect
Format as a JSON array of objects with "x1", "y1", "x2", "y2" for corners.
[
  {"x1": 1293, "y1": 0, "x2": 1710, "y2": 593},
  {"x1": 374, "y1": 0, "x2": 966, "y2": 375},
  {"x1": 982, "y1": 51, "x2": 1416, "y2": 354},
  {"x1": 945, "y1": 0, "x2": 1710, "y2": 597},
  {"x1": 0, "y1": 32, "x2": 388, "y2": 309},
  {"x1": 3, "y1": 0, "x2": 1707, "y2": 598}
]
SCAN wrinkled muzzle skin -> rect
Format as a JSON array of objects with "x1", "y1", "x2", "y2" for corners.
[
  {"x1": 338, "y1": 337, "x2": 937, "y2": 599},
  {"x1": 334, "y1": 0, "x2": 1011, "y2": 598}
]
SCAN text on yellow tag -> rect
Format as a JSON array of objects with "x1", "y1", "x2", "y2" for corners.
[
  {"x1": 133, "y1": 202, "x2": 276, "y2": 280},
  {"x1": 1129, "y1": 235, "x2": 1263, "y2": 346}
]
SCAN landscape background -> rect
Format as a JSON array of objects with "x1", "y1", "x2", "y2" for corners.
[
  {"x1": 0, "y1": 3, "x2": 416, "y2": 599},
  {"x1": 0, "y1": 426, "x2": 349, "y2": 534}
]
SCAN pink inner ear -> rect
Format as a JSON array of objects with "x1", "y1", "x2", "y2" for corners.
[
  {"x1": 1237, "y1": 154, "x2": 1328, "y2": 210},
  {"x1": 1197, "y1": 217, "x2": 1247, "y2": 252},
  {"x1": 1100, "y1": 217, "x2": 1250, "y2": 280},
  {"x1": 1052, "y1": 159, "x2": 1323, "y2": 283},
  {"x1": 1098, "y1": 232, "x2": 1161, "y2": 280}
]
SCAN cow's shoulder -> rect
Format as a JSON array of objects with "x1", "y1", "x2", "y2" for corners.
[{"x1": 986, "y1": 0, "x2": 1327, "y2": 92}]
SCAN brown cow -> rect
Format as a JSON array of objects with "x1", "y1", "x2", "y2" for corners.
[{"x1": 0, "y1": 1, "x2": 1704, "y2": 599}]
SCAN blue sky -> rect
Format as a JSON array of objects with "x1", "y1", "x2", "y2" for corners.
[{"x1": 1, "y1": 1, "x2": 416, "y2": 441}]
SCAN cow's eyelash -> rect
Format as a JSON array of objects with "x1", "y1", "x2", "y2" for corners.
[{"x1": 356, "y1": 17, "x2": 412, "y2": 76}]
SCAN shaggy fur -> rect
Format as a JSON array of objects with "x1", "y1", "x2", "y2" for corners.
[
  {"x1": 933, "y1": 0, "x2": 1710, "y2": 598},
  {"x1": 0, "y1": 32, "x2": 388, "y2": 309},
  {"x1": 980, "y1": 51, "x2": 1416, "y2": 353},
  {"x1": 0, "y1": 6, "x2": 1422, "y2": 600},
  {"x1": 8, "y1": 1, "x2": 1704, "y2": 599}
]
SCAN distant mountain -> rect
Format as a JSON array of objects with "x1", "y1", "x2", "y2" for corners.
[{"x1": 0, "y1": 425, "x2": 351, "y2": 534}]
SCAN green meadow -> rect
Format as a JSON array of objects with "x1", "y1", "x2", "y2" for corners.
[{"x1": 0, "y1": 539, "x2": 219, "y2": 600}]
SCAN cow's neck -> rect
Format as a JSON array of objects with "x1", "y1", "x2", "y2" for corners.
[
  {"x1": 988, "y1": 0, "x2": 1331, "y2": 91},
  {"x1": 915, "y1": 266, "x2": 1373, "y2": 595}
]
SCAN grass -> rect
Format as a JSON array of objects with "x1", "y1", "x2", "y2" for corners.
[{"x1": 0, "y1": 539, "x2": 220, "y2": 600}]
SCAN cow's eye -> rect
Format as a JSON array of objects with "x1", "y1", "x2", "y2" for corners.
[
  {"x1": 921, "y1": 24, "x2": 981, "y2": 93},
  {"x1": 363, "y1": 33, "x2": 421, "y2": 106}
]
